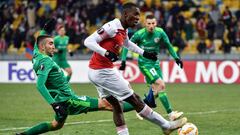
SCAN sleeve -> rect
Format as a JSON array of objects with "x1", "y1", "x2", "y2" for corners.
[
  {"x1": 84, "y1": 22, "x2": 116, "y2": 56},
  {"x1": 130, "y1": 32, "x2": 140, "y2": 44},
  {"x1": 161, "y1": 31, "x2": 179, "y2": 59},
  {"x1": 36, "y1": 58, "x2": 53, "y2": 76},
  {"x1": 66, "y1": 36, "x2": 69, "y2": 44},
  {"x1": 121, "y1": 47, "x2": 129, "y2": 61},
  {"x1": 121, "y1": 32, "x2": 140, "y2": 61},
  {"x1": 124, "y1": 38, "x2": 144, "y2": 55},
  {"x1": 36, "y1": 57, "x2": 55, "y2": 104},
  {"x1": 53, "y1": 37, "x2": 60, "y2": 49},
  {"x1": 36, "y1": 74, "x2": 55, "y2": 104}
]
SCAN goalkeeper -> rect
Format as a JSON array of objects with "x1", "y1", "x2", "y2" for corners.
[
  {"x1": 16, "y1": 19, "x2": 134, "y2": 135},
  {"x1": 119, "y1": 15, "x2": 183, "y2": 121}
]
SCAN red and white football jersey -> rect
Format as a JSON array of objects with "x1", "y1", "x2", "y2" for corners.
[{"x1": 89, "y1": 19, "x2": 128, "y2": 69}]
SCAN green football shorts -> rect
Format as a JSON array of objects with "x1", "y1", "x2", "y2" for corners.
[
  {"x1": 139, "y1": 63, "x2": 163, "y2": 84},
  {"x1": 55, "y1": 95, "x2": 99, "y2": 122}
]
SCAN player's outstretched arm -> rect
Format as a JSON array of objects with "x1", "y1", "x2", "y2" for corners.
[
  {"x1": 161, "y1": 30, "x2": 179, "y2": 59},
  {"x1": 175, "y1": 58, "x2": 183, "y2": 69},
  {"x1": 119, "y1": 48, "x2": 129, "y2": 70},
  {"x1": 35, "y1": 58, "x2": 56, "y2": 104},
  {"x1": 125, "y1": 40, "x2": 157, "y2": 61},
  {"x1": 37, "y1": 74, "x2": 67, "y2": 116},
  {"x1": 36, "y1": 74, "x2": 55, "y2": 104},
  {"x1": 161, "y1": 30, "x2": 184, "y2": 68},
  {"x1": 84, "y1": 31, "x2": 107, "y2": 56}
]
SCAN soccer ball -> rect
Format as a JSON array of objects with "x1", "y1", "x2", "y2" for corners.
[{"x1": 178, "y1": 123, "x2": 198, "y2": 135}]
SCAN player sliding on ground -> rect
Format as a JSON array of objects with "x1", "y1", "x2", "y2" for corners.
[
  {"x1": 84, "y1": 2, "x2": 187, "y2": 135},
  {"x1": 119, "y1": 14, "x2": 183, "y2": 121},
  {"x1": 16, "y1": 19, "x2": 134, "y2": 135}
]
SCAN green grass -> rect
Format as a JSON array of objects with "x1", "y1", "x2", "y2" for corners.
[{"x1": 0, "y1": 83, "x2": 239, "y2": 135}]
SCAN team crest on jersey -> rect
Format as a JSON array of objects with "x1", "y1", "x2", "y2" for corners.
[
  {"x1": 40, "y1": 64, "x2": 44, "y2": 70},
  {"x1": 97, "y1": 27, "x2": 105, "y2": 34},
  {"x1": 154, "y1": 38, "x2": 160, "y2": 43}
]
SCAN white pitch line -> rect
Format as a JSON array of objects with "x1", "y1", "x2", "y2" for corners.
[
  {"x1": 0, "y1": 119, "x2": 114, "y2": 132},
  {"x1": 185, "y1": 109, "x2": 240, "y2": 115},
  {"x1": 1, "y1": 109, "x2": 240, "y2": 132}
]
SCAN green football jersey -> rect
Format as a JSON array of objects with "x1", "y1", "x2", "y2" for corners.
[
  {"x1": 53, "y1": 35, "x2": 69, "y2": 61},
  {"x1": 121, "y1": 27, "x2": 179, "y2": 64},
  {"x1": 33, "y1": 53, "x2": 74, "y2": 103}
]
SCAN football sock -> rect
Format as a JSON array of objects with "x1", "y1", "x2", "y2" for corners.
[
  {"x1": 138, "y1": 105, "x2": 170, "y2": 129},
  {"x1": 23, "y1": 122, "x2": 52, "y2": 135},
  {"x1": 116, "y1": 125, "x2": 129, "y2": 135},
  {"x1": 158, "y1": 92, "x2": 172, "y2": 114},
  {"x1": 143, "y1": 87, "x2": 157, "y2": 108},
  {"x1": 122, "y1": 101, "x2": 134, "y2": 112}
]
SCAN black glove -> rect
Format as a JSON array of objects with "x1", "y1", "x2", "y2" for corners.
[
  {"x1": 105, "y1": 50, "x2": 119, "y2": 62},
  {"x1": 58, "y1": 50, "x2": 63, "y2": 54},
  {"x1": 119, "y1": 61, "x2": 126, "y2": 70},
  {"x1": 69, "y1": 51, "x2": 74, "y2": 57},
  {"x1": 143, "y1": 51, "x2": 158, "y2": 61},
  {"x1": 175, "y1": 58, "x2": 183, "y2": 69},
  {"x1": 43, "y1": 18, "x2": 57, "y2": 34},
  {"x1": 51, "y1": 102, "x2": 68, "y2": 117}
]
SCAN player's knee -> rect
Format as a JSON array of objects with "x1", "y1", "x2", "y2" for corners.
[
  {"x1": 126, "y1": 93, "x2": 144, "y2": 110},
  {"x1": 51, "y1": 121, "x2": 64, "y2": 131},
  {"x1": 68, "y1": 69, "x2": 72, "y2": 76},
  {"x1": 65, "y1": 68, "x2": 72, "y2": 76},
  {"x1": 154, "y1": 80, "x2": 165, "y2": 92},
  {"x1": 106, "y1": 96, "x2": 121, "y2": 111},
  {"x1": 133, "y1": 93, "x2": 142, "y2": 101},
  {"x1": 100, "y1": 98, "x2": 113, "y2": 111}
]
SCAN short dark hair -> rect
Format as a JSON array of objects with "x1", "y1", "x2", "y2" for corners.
[
  {"x1": 146, "y1": 14, "x2": 155, "y2": 19},
  {"x1": 36, "y1": 35, "x2": 52, "y2": 47},
  {"x1": 122, "y1": 2, "x2": 137, "y2": 12}
]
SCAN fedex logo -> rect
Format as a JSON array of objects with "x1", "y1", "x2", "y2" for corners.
[{"x1": 8, "y1": 63, "x2": 35, "y2": 81}]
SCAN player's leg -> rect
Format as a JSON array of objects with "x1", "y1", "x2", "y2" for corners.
[
  {"x1": 69, "y1": 93, "x2": 131, "y2": 134},
  {"x1": 124, "y1": 93, "x2": 187, "y2": 135},
  {"x1": 139, "y1": 65, "x2": 160, "y2": 107},
  {"x1": 105, "y1": 96, "x2": 129, "y2": 135},
  {"x1": 88, "y1": 68, "x2": 131, "y2": 135},
  {"x1": 16, "y1": 115, "x2": 67, "y2": 135},
  {"x1": 155, "y1": 66, "x2": 183, "y2": 120},
  {"x1": 64, "y1": 68, "x2": 72, "y2": 80},
  {"x1": 98, "y1": 98, "x2": 134, "y2": 112},
  {"x1": 141, "y1": 65, "x2": 183, "y2": 120}
]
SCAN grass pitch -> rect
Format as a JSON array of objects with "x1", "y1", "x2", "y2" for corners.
[{"x1": 0, "y1": 83, "x2": 239, "y2": 135}]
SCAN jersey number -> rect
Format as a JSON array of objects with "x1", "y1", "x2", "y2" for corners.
[{"x1": 150, "y1": 68, "x2": 157, "y2": 76}]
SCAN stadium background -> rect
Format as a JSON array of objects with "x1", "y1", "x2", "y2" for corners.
[{"x1": 0, "y1": 0, "x2": 240, "y2": 135}]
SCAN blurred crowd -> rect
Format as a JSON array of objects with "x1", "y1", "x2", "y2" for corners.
[{"x1": 0, "y1": 0, "x2": 240, "y2": 58}]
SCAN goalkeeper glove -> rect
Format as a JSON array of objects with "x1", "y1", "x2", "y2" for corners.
[
  {"x1": 105, "y1": 50, "x2": 119, "y2": 62},
  {"x1": 58, "y1": 50, "x2": 63, "y2": 54},
  {"x1": 143, "y1": 51, "x2": 158, "y2": 61},
  {"x1": 119, "y1": 61, "x2": 126, "y2": 70},
  {"x1": 51, "y1": 102, "x2": 68, "y2": 118},
  {"x1": 175, "y1": 58, "x2": 183, "y2": 69},
  {"x1": 69, "y1": 51, "x2": 74, "y2": 57}
]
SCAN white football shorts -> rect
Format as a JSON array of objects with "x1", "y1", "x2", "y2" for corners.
[{"x1": 88, "y1": 68, "x2": 134, "y2": 101}]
